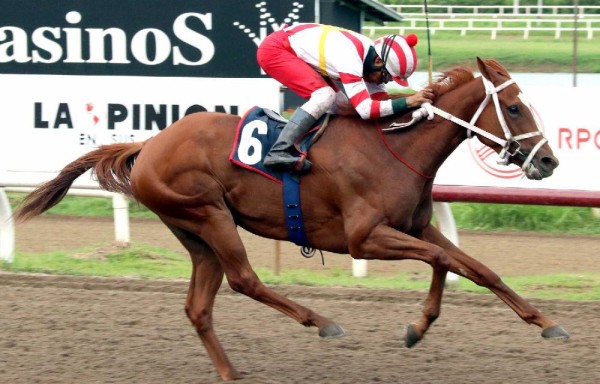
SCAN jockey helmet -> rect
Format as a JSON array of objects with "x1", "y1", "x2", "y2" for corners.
[{"x1": 373, "y1": 34, "x2": 419, "y2": 86}]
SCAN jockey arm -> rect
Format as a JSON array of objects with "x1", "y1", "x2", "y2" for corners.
[
  {"x1": 331, "y1": 79, "x2": 435, "y2": 119},
  {"x1": 375, "y1": 88, "x2": 436, "y2": 106},
  {"x1": 339, "y1": 75, "x2": 409, "y2": 119}
]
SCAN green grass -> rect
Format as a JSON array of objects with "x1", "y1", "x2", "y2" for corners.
[
  {"x1": 457, "y1": 274, "x2": 600, "y2": 301},
  {"x1": 4, "y1": 192, "x2": 600, "y2": 300},
  {"x1": 8, "y1": 192, "x2": 157, "y2": 219},
  {"x1": 6, "y1": 244, "x2": 190, "y2": 280},
  {"x1": 450, "y1": 203, "x2": 600, "y2": 235},
  {"x1": 427, "y1": 36, "x2": 599, "y2": 73},
  {"x1": 260, "y1": 270, "x2": 600, "y2": 301},
  {"x1": 4, "y1": 246, "x2": 600, "y2": 301},
  {"x1": 6, "y1": 193, "x2": 598, "y2": 304},
  {"x1": 364, "y1": 26, "x2": 600, "y2": 73}
]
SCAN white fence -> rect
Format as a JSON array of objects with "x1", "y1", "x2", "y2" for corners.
[
  {"x1": 364, "y1": 18, "x2": 600, "y2": 39},
  {"x1": 386, "y1": 4, "x2": 600, "y2": 18},
  {"x1": 372, "y1": 4, "x2": 600, "y2": 40}
]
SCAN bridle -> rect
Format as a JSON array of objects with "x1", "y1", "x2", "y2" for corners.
[{"x1": 384, "y1": 76, "x2": 548, "y2": 176}]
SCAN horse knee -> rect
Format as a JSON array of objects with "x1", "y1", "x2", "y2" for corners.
[
  {"x1": 227, "y1": 271, "x2": 262, "y2": 298},
  {"x1": 185, "y1": 306, "x2": 213, "y2": 333},
  {"x1": 429, "y1": 246, "x2": 450, "y2": 271}
]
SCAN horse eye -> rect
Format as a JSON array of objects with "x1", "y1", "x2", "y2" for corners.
[{"x1": 507, "y1": 105, "x2": 520, "y2": 115}]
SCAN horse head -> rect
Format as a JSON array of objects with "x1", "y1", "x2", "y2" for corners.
[{"x1": 470, "y1": 58, "x2": 559, "y2": 180}]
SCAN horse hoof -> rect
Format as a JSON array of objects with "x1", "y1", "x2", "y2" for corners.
[
  {"x1": 542, "y1": 325, "x2": 570, "y2": 340},
  {"x1": 319, "y1": 323, "x2": 346, "y2": 339},
  {"x1": 403, "y1": 324, "x2": 423, "y2": 348}
]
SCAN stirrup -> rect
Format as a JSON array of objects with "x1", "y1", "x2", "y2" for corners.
[{"x1": 264, "y1": 151, "x2": 311, "y2": 172}]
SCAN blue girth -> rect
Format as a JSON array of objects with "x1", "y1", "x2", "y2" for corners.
[{"x1": 282, "y1": 173, "x2": 310, "y2": 247}]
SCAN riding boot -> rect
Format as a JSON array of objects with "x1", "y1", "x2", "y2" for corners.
[{"x1": 263, "y1": 108, "x2": 316, "y2": 172}]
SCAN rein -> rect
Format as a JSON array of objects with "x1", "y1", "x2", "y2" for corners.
[
  {"x1": 383, "y1": 76, "x2": 547, "y2": 177},
  {"x1": 377, "y1": 121, "x2": 435, "y2": 180}
]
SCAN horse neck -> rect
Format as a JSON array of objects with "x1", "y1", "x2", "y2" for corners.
[{"x1": 382, "y1": 77, "x2": 486, "y2": 179}]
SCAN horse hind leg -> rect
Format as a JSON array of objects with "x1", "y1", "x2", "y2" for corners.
[
  {"x1": 189, "y1": 208, "x2": 345, "y2": 339},
  {"x1": 166, "y1": 224, "x2": 242, "y2": 381}
]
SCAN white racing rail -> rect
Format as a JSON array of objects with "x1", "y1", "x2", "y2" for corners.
[{"x1": 0, "y1": 171, "x2": 130, "y2": 264}]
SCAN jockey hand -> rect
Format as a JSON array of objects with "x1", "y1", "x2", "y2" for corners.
[{"x1": 406, "y1": 87, "x2": 435, "y2": 108}]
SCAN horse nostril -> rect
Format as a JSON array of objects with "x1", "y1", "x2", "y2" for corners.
[{"x1": 541, "y1": 156, "x2": 559, "y2": 171}]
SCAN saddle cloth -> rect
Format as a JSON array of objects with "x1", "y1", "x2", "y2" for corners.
[{"x1": 229, "y1": 106, "x2": 323, "y2": 183}]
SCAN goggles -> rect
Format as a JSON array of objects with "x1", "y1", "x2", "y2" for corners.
[{"x1": 381, "y1": 68, "x2": 393, "y2": 83}]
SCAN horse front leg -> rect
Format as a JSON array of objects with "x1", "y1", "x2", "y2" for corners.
[
  {"x1": 421, "y1": 223, "x2": 570, "y2": 341},
  {"x1": 348, "y1": 223, "x2": 452, "y2": 347},
  {"x1": 404, "y1": 266, "x2": 448, "y2": 348}
]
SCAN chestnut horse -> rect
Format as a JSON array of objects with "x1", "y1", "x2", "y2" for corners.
[{"x1": 16, "y1": 58, "x2": 568, "y2": 381}]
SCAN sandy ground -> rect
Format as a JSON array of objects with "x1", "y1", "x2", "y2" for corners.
[{"x1": 1, "y1": 216, "x2": 599, "y2": 383}]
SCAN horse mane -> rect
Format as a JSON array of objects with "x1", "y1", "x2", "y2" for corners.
[
  {"x1": 429, "y1": 65, "x2": 475, "y2": 97},
  {"x1": 429, "y1": 59, "x2": 509, "y2": 98}
]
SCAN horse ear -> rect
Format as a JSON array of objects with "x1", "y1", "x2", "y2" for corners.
[{"x1": 476, "y1": 57, "x2": 492, "y2": 81}]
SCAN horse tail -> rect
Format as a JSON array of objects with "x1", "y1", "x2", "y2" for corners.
[{"x1": 14, "y1": 142, "x2": 144, "y2": 223}]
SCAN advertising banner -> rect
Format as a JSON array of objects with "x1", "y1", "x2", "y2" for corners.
[
  {"x1": 0, "y1": 0, "x2": 312, "y2": 77},
  {"x1": 0, "y1": 0, "x2": 313, "y2": 179}
]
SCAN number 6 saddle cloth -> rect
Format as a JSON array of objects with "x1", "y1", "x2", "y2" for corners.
[{"x1": 229, "y1": 106, "x2": 326, "y2": 183}]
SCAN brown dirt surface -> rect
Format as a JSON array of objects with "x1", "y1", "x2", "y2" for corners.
[{"x1": 2, "y1": 216, "x2": 600, "y2": 383}]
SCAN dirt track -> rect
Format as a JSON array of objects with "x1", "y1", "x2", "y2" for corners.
[{"x1": 2, "y1": 216, "x2": 600, "y2": 383}]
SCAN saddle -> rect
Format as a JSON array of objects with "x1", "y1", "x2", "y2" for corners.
[{"x1": 229, "y1": 106, "x2": 328, "y2": 183}]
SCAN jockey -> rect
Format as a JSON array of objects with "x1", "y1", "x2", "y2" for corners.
[{"x1": 256, "y1": 23, "x2": 435, "y2": 172}]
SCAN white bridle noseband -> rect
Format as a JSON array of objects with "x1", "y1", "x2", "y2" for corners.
[{"x1": 385, "y1": 76, "x2": 548, "y2": 176}]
